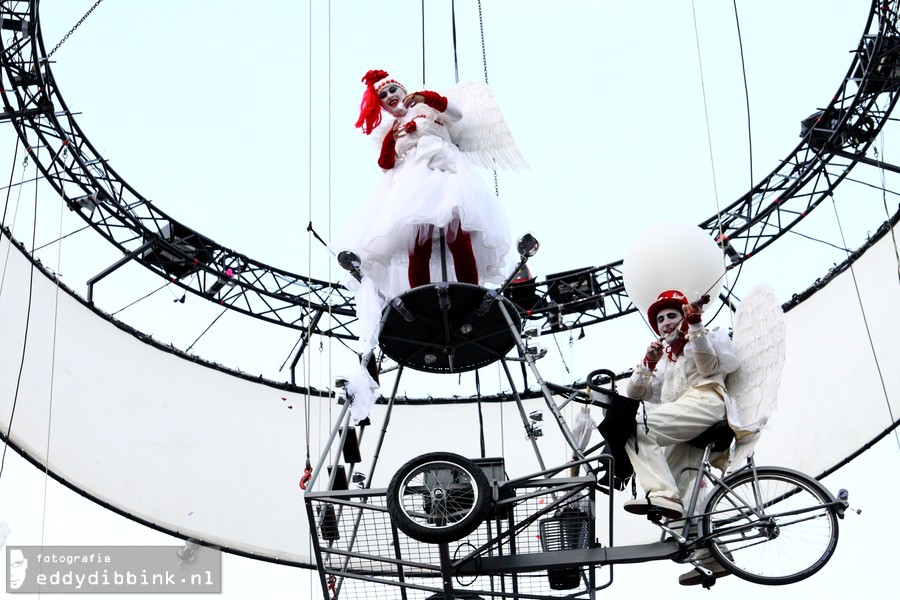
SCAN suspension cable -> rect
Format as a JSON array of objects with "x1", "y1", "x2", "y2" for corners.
[
  {"x1": 47, "y1": 0, "x2": 106, "y2": 58},
  {"x1": 829, "y1": 195, "x2": 898, "y2": 450},
  {"x1": 474, "y1": 1, "x2": 499, "y2": 197},
  {"x1": 1, "y1": 137, "x2": 24, "y2": 296},
  {"x1": 732, "y1": 0, "x2": 754, "y2": 188},
  {"x1": 41, "y1": 142, "x2": 71, "y2": 553},
  {"x1": 877, "y1": 136, "x2": 900, "y2": 284},
  {"x1": 0, "y1": 154, "x2": 40, "y2": 482},
  {"x1": 420, "y1": 0, "x2": 426, "y2": 86},
  {"x1": 185, "y1": 306, "x2": 228, "y2": 354},
  {"x1": 451, "y1": 0, "x2": 460, "y2": 84},
  {"x1": 110, "y1": 282, "x2": 171, "y2": 316},
  {"x1": 691, "y1": 0, "x2": 755, "y2": 324}
]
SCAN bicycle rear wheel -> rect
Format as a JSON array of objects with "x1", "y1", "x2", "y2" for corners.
[{"x1": 701, "y1": 467, "x2": 839, "y2": 585}]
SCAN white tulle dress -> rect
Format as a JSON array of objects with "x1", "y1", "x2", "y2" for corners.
[
  {"x1": 339, "y1": 83, "x2": 527, "y2": 422},
  {"x1": 344, "y1": 99, "x2": 511, "y2": 299}
]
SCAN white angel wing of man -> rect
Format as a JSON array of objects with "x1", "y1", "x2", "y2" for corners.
[
  {"x1": 445, "y1": 82, "x2": 530, "y2": 171},
  {"x1": 724, "y1": 284, "x2": 787, "y2": 471}
]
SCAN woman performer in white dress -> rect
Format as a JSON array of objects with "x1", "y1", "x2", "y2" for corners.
[
  {"x1": 349, "y1": 69, "x2": 512, "y2": 297},
  {"x1": 340, "y1": 70, "x2": 524, "y2": 423}
]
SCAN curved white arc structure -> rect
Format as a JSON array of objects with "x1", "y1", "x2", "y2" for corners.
[
  {"x1": 0, "y1": 231, "x2": 315, "y2": 563},
  {"x1": 754, "y1": 227, "x2": 900, "y2": 475},
  {"x1": 2, "y1": 222, "x2": 898, "y2": 564}
]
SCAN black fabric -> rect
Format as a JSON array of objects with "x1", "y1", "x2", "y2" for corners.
[
  {"x1": 596, "y1": 395, "x2": 639, "y2": 488},
  {"x1": 687, "y1": 419, "x2": 734, "y2": 452}
]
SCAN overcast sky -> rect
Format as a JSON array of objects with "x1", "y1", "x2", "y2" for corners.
[{"x1": 2, "y1": 1, "x2": 899, "y2": 598}]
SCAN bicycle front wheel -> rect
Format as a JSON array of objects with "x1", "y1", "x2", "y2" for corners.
[
  {"x1": 701, "y1": 467, "x2": 839, "y2": 585},
  {"x1": 386, "y1": 452, "x2": 490, "y2": 544}
]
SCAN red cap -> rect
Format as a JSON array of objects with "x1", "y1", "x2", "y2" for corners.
[{"x1": 647, "y1": 290, "x2": 688, "y2": 335}]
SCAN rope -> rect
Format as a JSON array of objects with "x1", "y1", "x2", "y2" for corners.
[
  {"x1": 305, "y1": 0, "x2": 315, "y2": 475},
  {"x1": 0, "y1": 137, "x2": 24, "y2": 296},
  {"x1": 185, "y1": 306, "x2": 228, "y2": 354},
  {"x1": 420, "y1": 0, "x2": 426, "y2": 86},
  {"x1": 829, "y1": 196, "x2": 898, "y2": 450},
  {"x1": 0, "y1": 156, "x2": 40, "y2": 482},
  {"x1": 451, "y1": 0, "x2": 460, "y2": 84},
  {"x1": 732, "y1": 0, "x2": 754, "y2": 188},
  {"x1": 875, "y1": 135, "x2": 899, "y2": 449},
  {"x1": 41, "y1": 144, "x2": 70, "y2": 556},
  {"x1": 690, "y1": 1, "x2": 730, "y2": 322},
  {"x1": 326, "y1": 0, "x2": 334, "y2": 448},
  {"x1": 110, "y1": 282, "x2": 171, "y2": 316},
  {"x1": 877, "y1": 136, "x2": 900, "y2": 284},
  {"x1": 690, "y1": 0, "x2": 755, "y2": 325},
  {"x1": 31, "y1": 224, "x2": 90, "y2": 253}
]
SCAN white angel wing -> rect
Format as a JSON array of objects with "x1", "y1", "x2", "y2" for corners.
[
  {"x1": 445, "y1": 82, "x2": 530, "y2": 171},
  {"x1": 725, "y1": 284, "x2": 787, "y2": 470}
]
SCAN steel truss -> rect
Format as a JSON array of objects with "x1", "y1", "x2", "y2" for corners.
[{"x1": 2, "y1": 0, "x2": 900, "y2": 360}]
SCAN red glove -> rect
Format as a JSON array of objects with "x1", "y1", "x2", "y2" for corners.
[
  {"x1": 416, "y1": 90, "x2": 448, "y2": 112},
  {"x1": 378, "y1": 132, "x2": 397, "y2": 169},
  {"x1": 684, "y1": 294, "x2": 708, "y2": 325},
  {"x1": 686, "y1": 312, "x2": 703, "y2": 325},
  {"x1": 643, "y1": 341, "x2": 663, "y2": 370}
]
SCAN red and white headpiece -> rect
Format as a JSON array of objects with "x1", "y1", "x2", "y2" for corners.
[
  {"x1": 647, "y1": 290, "x2": 688, "y2": 335},
  {"x1": 355, "y1": 69, "x2": 406, "y2": 135}
]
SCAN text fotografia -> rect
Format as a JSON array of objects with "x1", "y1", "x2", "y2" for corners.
[
  {"x1": 7, "y1": 545, "x2": 221, "y2": 594},
  {"x1": 36, "y1": 551, "x2": 111, "y2": 565}
]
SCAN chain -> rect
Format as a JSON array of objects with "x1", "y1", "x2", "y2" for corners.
[
  {"x1": 476, "y1": 0, "x2": 500, "y2": 196},
  {"x1": 477, "y1": 0, "x2": 488, "y2": 85},
  {"x1": 47, "y1": 0, "x2": 106, "y2": 58}
]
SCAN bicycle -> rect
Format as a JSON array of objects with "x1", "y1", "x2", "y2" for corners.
[
  {"x1": 373, "y1": 377, "x2": 848, "y2": 594},
  {"x1": 642, "y1": 421, "x2": 845, "y2": 587},
  {"x1": 303, "y1": 278, "x2": 849, "y2": 598}
]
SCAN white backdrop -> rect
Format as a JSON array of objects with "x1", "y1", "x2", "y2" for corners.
[{"x1": 2, "y1": 220, "x2": 897, "y2": 564}]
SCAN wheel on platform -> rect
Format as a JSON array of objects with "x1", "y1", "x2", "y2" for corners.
[
  {"x1": 387, "y1": 452, "x2": 490, "y2": 544},
  {"x1": 701, "y1": 467, "x2": 839, "y2": 585}
]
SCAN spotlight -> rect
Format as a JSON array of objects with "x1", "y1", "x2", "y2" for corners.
[
  {"x1": 390, "y1": 297, "x2": 415, "y2": 322},
  {"x1": 516, "y1": 233, "x2": 540, "y2": 258},
  {"x1": 526, "y1": 423, "x2": 544, "y2": 440},
  {"x1": 337, "y1": 251, "x2": 361, "y2": 272},
  {"x1": 475, "y1": 289, "x2": 498, "y2": 317},
  {"x1": 526, "y1": 345, "x2": 548, "y2": 360}
]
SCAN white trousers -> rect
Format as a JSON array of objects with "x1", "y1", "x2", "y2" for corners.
[{"x1": 624, "y1": 386, "x2": 726, "y2": 502}]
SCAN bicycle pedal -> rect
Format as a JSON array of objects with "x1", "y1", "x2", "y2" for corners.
[{"x1": 646, "y1": 507, "x2": 664, "y2": 522}]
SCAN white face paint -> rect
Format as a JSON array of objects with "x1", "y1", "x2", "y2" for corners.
[
  {"x1": 378, "y1": 83, "x2": 407, "y2": 116},
  {"x1": 655, "y1": 308, "x2": 683, "y2": 343}
]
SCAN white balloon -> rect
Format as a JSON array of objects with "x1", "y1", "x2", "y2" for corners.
[{"x1": 623, "y1": 221, "x2": 725, "y2": 318}]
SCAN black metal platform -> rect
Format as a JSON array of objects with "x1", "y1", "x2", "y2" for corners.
[{"x1": 378, "y1": 282, "x2": 521, "y2": 373}]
